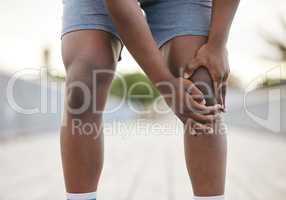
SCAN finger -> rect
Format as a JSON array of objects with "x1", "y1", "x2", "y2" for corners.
[
  {"x1": 210, "y1": 73, "x2": 224, "y2": 109},
  {"x1": 183, "y1": 67, "x2": 195, "y2": 79},
  {"x1": 185, "y1": 94, "x2": 222, "y2": 114},
  {"x1": 185, "y1": 120, "x2": 214, "y2": 136},
  {"x1": 183, "y1": 59, "x2": 203, "y2": 79},
  {"x1": 192, "y1": 103, "x2": 222, "y2": 115},
  {"x1": 192, "y1": 122, "x2": 213, "y2": 134},
  {"x1": 219, "y1": 81, "x2": 224, "y2": 110},
  {"x1": 213, "y1": 80, "x2": 220, "y2": 105},
  {"x1": 203, "y1": 104, "x2": 223, "y2": 115},
  {"x1": 222, "y1": 81, "x2": 227, "y2": 112},
  {"x1": 199, "y1": 99, "x2": 207, "y2": 105},
  {"x1": 184, "y1": 81, "x2": 205, "y2": 104},
  {"x1": 222, "y1": 72, "x2": 229, "y2": 111},
  {"x1": 193, "y1": 97, "x2": 206, "y2": 106},
  {"x1": 186, "y1": 112, "x2": 220, "y2": 124}
]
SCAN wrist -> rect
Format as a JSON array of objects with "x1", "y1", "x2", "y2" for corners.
[
  {"x1": 206, "y1": 40, "x2": 227, "y2": 53},
  {"x1": 207, "y1": 33, "x2": 228, "y2": 49},
  {"x1": 154, "y1": 74, "x2": 177, "y2": 94},
  {"x1": 148, "y1": 70, "x2": 175, "y2": 94},
  {"x1": 149, "y1": 70, "x2": 175, "y2": 85}
]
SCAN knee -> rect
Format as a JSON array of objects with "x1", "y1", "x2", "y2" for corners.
[
  {"x1": 190, "y1": 67, "x2": 216, "y2": 106},
  {"x1": 65, "y1": 76, "x2": 91, "y2": 112},
  {"x1": 64, "y1": 58, "x2": 116, "y2": 113}
]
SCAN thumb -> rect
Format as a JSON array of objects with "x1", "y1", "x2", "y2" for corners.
[{"x1": 183, "y1": 58, "x2": 203, "y2": 79}]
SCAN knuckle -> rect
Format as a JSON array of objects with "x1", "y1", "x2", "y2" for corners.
[
  {"x1": 218, "y1": 71, "x2": 226, "y2": 79},
  {"x1": 217, "y1": 69, "x2": 229, "y2": 81},
  {"x1": 225, "y1": 69, "x2": 230, "y2": 78},
  {"x1": 193, "y1": 114, "x2": 206, "y2": 123}
]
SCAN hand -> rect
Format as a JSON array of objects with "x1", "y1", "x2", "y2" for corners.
[
  {"x1": 156, "y1": 77, "x2": 222, "y2": 125},
  {"x1": 183, "y1": 43, "x2": 229, "y2": 110}
]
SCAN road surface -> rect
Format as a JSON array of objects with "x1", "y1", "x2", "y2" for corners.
[{"x1": 0, "y1": 115, "x2": 285, "y2": 200}]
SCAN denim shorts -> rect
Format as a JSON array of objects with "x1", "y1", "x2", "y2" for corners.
[{"x1": 62, "y1": 0, "x2": 212, "y2": 59}]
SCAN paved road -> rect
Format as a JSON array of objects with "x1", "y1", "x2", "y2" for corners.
[{"x1": 0, "y1": 116, "x2": 285, "y2": 200}]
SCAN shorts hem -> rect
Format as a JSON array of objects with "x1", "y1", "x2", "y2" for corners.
[
  {"x1": 61, "y1": 25, "x2": 124, "y2": 61},
  {"x1": 157, "y1": 30, "x2": 209, "y2": 48}
]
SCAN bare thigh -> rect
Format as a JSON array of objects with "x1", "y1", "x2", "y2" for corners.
[
  {"x1": 160, "y1": 35, "x2": 208, "y2": 78},
  {"x1": 62, "y1": 30, "x2": 122, "y2": 116}
]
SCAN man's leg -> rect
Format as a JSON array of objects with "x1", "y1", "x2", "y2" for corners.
[
  {"x1": 61, "y1": 30, "x2": 122, "y2": 196},
  {"x1": 160, "y1": 35, "x2": 227, "y2": 197}
]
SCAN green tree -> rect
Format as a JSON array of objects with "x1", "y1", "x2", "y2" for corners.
[
  {"x1": 260, "y1": 15, "x2": 286, "y2": 87},
  {"x1": 262, "y1": 17, "x2": 286, "y2": 63},
  {"x1": 110, "y1": 72, "x2": 160, "y2": 105}
]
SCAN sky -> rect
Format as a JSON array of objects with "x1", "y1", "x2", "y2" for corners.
[{"x1": 0, "y1": 0, "x2": 285, "y2": 85}]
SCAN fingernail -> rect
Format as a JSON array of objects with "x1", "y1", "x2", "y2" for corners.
[
  {"x1": 183, "y1": 73, "x2": 190, "y2": 79},
  {"x1": 216, "y1": 104, "x2": 223, "y2": 110},
  {"x1": 202, "y1": 99, "x2": 206, "y2": 105},
  {"x1": 207, "y1": 128, "x2": 214, "y2": 134}
]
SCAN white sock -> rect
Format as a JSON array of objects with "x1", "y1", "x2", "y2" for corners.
[
  {"x1": 66, "y1": 192, "x2": 97, "y2": 200},
  {"x1": 193, "y1": 195, "x2": 224, "y2": 200}
]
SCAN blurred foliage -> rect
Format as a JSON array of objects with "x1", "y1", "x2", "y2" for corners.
[
  {"x1": 259, "y1": 15, "x2": 286, "y2": 87},
  {"x1": 110, "y1": 72, "x2": 160, "y2": 105},
  {"x1": 227, "y1": 73, "x2": 242, "y2": 88},
  {"x1": 41, "y1": 47, "x2": 65, "y2": 82},
  {"x1": 47, "y1": 70, "x2": 65, "y2": 81},
  {"x1": 261, "y1": 15, "x2": 286, "y2": 63},
  {"x1": 261, "y1": 78, "x2": 286, "y2": 88},
  {"x1": 110, "y1": 72, "x2": 242, "y2": 106}
]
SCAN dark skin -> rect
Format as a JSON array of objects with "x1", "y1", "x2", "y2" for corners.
[
  {"x1": 61, "y1": 30, "x2": 122, "y2": 192},
  {"x1": 184, "y1": 0, "x2": 240, "y2": 109},
  {"x1": 61, "y1": 0, "x2": 239, "y2": 196},
  {"x1": 104, "y1": 0, "x2": 223, "y2": 124},
  {"x1": 161, "y1": 36, "x2": 227, "y2": 196}
]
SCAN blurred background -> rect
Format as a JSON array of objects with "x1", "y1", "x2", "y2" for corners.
[{"x1": 0, "y1": 0, "x2": 286, "y2": 199}]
